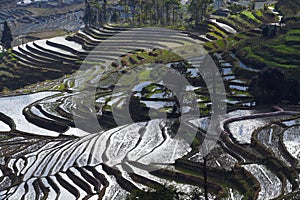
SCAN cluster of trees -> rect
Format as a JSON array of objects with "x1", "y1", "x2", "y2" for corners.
[
  {"x1": 261, "y1": 24, "x2": 277, "y2": 38},
  {"x1": 249, "y1": 68, "x2": 300, "y2": 105},
  {"x1": 188, "y1": 0, "x2": 213, "y2": 25},
  {"x1": 120, "y1": 0, "x2": 183, "y2": 25},
  {"x1": 84, "y1": 0, "x2": 214, "y2": 27},
  {"x1": 83, "y1": 0, "x2": 107, "y2": 26},
  {"x1": 1, "y1": 21, "x2": 13, "y2": 51},
  {"x1": 112, "y1": 0, "x2": 184, "y2": 26}
]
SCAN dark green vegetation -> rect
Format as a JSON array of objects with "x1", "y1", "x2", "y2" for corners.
[
  {"x1": 188, "y1": 0, "x2": 213, "y2": 25},
  {"x1": 84, "y1": 0, "x2": 184, "y2": 27},
  {"x1": 83, "y1": 0, "x2": 108, "y2": 27},
  {"x1": 1, "y1": 21, "x2": 13, "y2": 50},
  {"x1": 204, "y1": 8, "x2": 277, "y2": 52},
  {"x1": 236, "y1": 28, "x2": 300, "y2": 72},
  {"x1": 203, "y1": 0, "x2": 300, "y2": 105},
  {"x1": 250, "y1": 68, "x2": 300, "y2": 104},
  {"x1": 275, "y1": 0, "x2": 300, "y2": 18},
  {"x1": 83, "y1": 0, "x2": 218, "y2": 30}
]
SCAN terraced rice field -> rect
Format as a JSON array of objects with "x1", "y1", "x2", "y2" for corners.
[
  {"x1": 0, "y1": 23, "x2": 300, "y2": 199},
  {"x1": 1, "y1": 89, "x2": 300, "y2": 199}
]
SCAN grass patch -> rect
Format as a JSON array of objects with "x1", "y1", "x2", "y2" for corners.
[
  {"x1": 216, "y1": 40, "x2": 226, "y2": 50},
  {"x1": 269, "y1": 45, "x2": 300, "y2": 56},
  {"x1": 226, "y1": 37, "x2": 239, "y2": 49},
  {"x1": 122, "y1": 49, "x2": 183, "y2": 67},
  {"x1": 0, "y1": 70, "x2": 14, "y2": 78},
  {"x1": 255, "y1": 10, "x2": 263, "y2": 18},
  {"x1": 208, "y1": 24, "x2": 227, "y2": 37},
  {"x1": 287, "y1": 29, "x2": 300, "y2": 36},
  {"x1": 52, "y1": 83, "x2": 65, "y2": 91},
  {"x1": 207, "y1": 32, "x2": 223, "y2": 40},
  {"x1": 240, "y1": 46, "x2": 299, "y2": 69},
  {"x1": 241, "y1": 11, "x2": 261, "y2": 23},
  {"x1": 138, "y1": 70, "x2": 151, "y2": 80},
  {"x1": 204, "y1": 41, "x2": 215, "y2": 50},
  {"x1": 285, "y1": 35, "x2": 300, "y2": 43}
]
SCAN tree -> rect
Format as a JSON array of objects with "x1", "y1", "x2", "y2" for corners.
[
  {"x1": 83, "y1": 0, "x2": 107, "y2": 27},
  {"x1": 250, "y1": 67, "x2": 300, "y2": 105},
  {"x1": 188, "y1": 0, "x2": 212, "y2": 25},
  {"x1": 102, "y1": 0, "x2": 107, "y2": 24},
  {"x1": 1, "y1": 21, "x2": 13, "y2": 50},
  {"x1": 165, "y1": 0, "x2": 180, "y2": 25},
  {"x1": 249, "y1": 68, "x2": 285, "y2": 104},
  {"x1": 128, "y1": 0, "x2": 137, "y2": 22},
  {"x1": 261, "y1": 24, "x2": 277, "y2": 38},
  {"x1": 143, "y1": 1, "x2": 153, "y2": 24},
  {"x1": 283, "y1": 79, "x2": 300, "y2": 104},
  {"x1": 188, "y1": 0, "x2": 200, "y2": 25},
  {"x1": 118, "y1": 0, "x2": 184, "y2": 26},
  {"x1": 111, "y1": 10, "x2": 120, "y2": 23},
  {"x1": 120, "y1": 0, "x2": 129, "y2": 21},
  {"x1": 83, "y1": 0, "x2": 92, "y2": 27},
  {"x1": 165, "y1": 0, "x2": 172, "y2": 25},
  {"x1": 171, "y1": 0, "x2": 180, "y2": 25}
]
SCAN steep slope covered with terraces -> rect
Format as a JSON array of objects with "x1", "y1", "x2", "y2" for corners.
[{"x1": 0, "y1": 0, "x2": 300, "y2": 199}]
